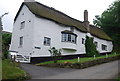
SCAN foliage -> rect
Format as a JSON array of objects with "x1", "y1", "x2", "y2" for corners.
[
  {"x1": 2, "y1": 59, "x2": 28, "y2": 80},
  {"x1": 2, "y1": 33, "x2": 11, "y2": 59},
  {"x1": 48, "y1": 47, "x2": 61, "y2": 63},
  {"x1": 36, "y1": 53, "x2": 120, "y2": 65},
  {"x1": 85, "y1": 36, "x2": 100, "y2": 57},
  {"x1": 93, "y1": 0, "x2": 120, "y2": 53}
]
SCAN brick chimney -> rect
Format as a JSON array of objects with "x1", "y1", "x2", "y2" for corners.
[{"x1": 84, "y1": 10, "x2": 89, "y2": 32}]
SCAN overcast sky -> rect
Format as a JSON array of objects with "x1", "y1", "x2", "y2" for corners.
[{"x1": 0, "y1": 0, "x2": 115, "y2": 32}]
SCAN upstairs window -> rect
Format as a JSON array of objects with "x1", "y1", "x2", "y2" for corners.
[
  {"x1": 101, "y1": 44, "x2": 107, "y2": 51},
  {"x1": 20, "y1": 21, "x2": 25, "y2": 29},
  {"x1": 82, "y1": 38, "x2": 85, "y2": 44},
  {"x1": 19, "y1": 36, "x2": 23, "y2": 47},
  {"x1": 44, "y1": 37, "x2": 51, "y2": 46},
  {"x1": 62, "y1": 33, "x2": 77, "y2": 43},
  {"x1": 94, "y1": 41, "x2": 98, "y2": 48}
]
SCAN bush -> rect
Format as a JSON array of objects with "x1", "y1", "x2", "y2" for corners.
[
  {"x1": 48, "y1": 47, "x2": 61, "y2": 63},
  {"x1": 85, "y1": 36, "x2": 100, "y2": 57}
]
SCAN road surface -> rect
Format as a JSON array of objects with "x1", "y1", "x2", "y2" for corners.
[{"x1": 21, "y1": 60, "x2": 119, "y2": 79}]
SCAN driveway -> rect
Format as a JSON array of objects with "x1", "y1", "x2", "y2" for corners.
[{"x1": 21, "y1": 60, "x2": 119, "y2": 79}]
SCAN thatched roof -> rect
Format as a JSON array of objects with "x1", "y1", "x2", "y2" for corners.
[{"x1": 14, "y1": 1, "x2": 112, "y2": 41}]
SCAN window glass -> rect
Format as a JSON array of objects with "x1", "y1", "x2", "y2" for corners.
[
  {"x1": 19, "y1": 36, "x2": 23, "y2": 47},
  {"x1": 44, "y1": 37, "x2": 51, "y2": 46},
  {"x1": 82, "y1": 38, "x2": 85, "y2": 44},
  {"x1": 102, "y1": 44, "x2": 107, "y2": 50},
  {"x1": 20, "y1": 21, "x2": 25, "y2": 29},
  {"x1": 94, "y1": 41, "x2": 98, "y2": 47},
  {"x1": 62, "y1": 33, "x2": 77, "y2": 43}
]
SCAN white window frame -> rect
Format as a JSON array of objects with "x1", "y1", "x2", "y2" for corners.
[
  {"x1": 62, "y1": 33, "x2": 77, "y2": 44},
  {"x1": 94, "y1": 41, "x2": 98, "y2": 48},
  {"x1": 101, "y1": 44, "x2": 107, "y2": 51},
  {"x1": 44, "y1": 37, "x2": 51, "y2": 46},
  {"x1": 19, "y1": 36, "x2": 23, "y2": 47},
  {"x1": 20, "y1": 21, "x2": 25, "y2": 29},
  {"x1": 82, "y1": 38, "x2": 85, "y2": 44}
]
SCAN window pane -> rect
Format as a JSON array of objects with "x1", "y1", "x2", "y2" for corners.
[
  {"x1": 20, "y1": 21, "x2": 25, "y2": 29},
  {"x1": 44, "y1": 37, "x2": 51, "y2": 46},
  {"x1": 102, "y1": 44, "x2": 107, "y2": 50},
  {"x1": 71, "y1": 35, "x2": 75, "y2": 43},
  {"x1": 68, "y1": 34, "x2": 71, "y2": 41},
  {"x1": 19, "y1": 37, "x2": 23, "y2": 47},
  {"x1": 82, "y1": 38, "x2": 85, "y2": 44}
]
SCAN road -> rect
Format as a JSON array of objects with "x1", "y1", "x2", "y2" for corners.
[{"x1": 21, "y1": 60, "x2": 119, "y2": 79}]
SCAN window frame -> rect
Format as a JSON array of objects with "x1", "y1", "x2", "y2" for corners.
[
  {"x1": 20, "y1": 21, "x2": 25, "y2": 29},
  {"x1": 19, "y1": 36, "x2": 23, "y2": 47},
  {"x1": 94, "y1": 41, "x2": 98, "y2": 48},
  {"x1": 44, "y1": 37, "x2": 51, "y2": 46},
  {"x1": 101, "y1": 44, "x2": 107, "y2": 51},
  {"x1": 82, "y1": 38, "x2": 85, "y2": 44},
  {"x1": 61, "y1": 33, "x2": 77, "y2": 44}
]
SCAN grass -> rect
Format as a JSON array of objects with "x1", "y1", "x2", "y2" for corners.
[
  {"x1": 2, "y1": 59, "x2": 27, "y2": 80},
  {"x1": 36, "y1": 53, "x2": 120, "y2": 65}
]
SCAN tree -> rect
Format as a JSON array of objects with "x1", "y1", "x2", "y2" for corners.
[
  {"x1": 2, "y1": 33, "x2": 11, "y2": 59},
  {"x1": 48, "y1": 47, "x2": 61, "y2": 63},
  {"x1": 93, "y1": 0, "x2": 120, "y2": 53},
  {"x1": 85, "y1": 36, "x2": 100, "y2": 57}
]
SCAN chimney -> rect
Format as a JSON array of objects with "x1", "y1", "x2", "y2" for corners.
[
  {"x1": 24, "y1": 0, "x2": 35, "y2": 2},
  {"x1": 84, "y1": 10, "x2": 89, "y2": 32}
]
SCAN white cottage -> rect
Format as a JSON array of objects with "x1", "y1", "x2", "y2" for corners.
[{"x1": 10, "y1": 0, "x2": 113, "y2": 63}]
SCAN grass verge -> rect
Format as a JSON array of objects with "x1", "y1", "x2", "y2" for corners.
[
  {"x1": 2, "y1": 59, "x2": 30, "y2": 81},
  {"x1": 36, "y1": 53, "x2": 120, "y2": 65}
]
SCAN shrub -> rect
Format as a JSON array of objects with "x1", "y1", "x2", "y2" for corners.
[
  {"x1": 48, "y1": 47, "x2": 61, "y2": 63},
  {"x1": 85, "y1": 36, "x2": 100, "y2": 57}
]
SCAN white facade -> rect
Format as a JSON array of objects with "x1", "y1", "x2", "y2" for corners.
[{"x1": 10, "y1": 4, "x2": 113, "y2": 63}]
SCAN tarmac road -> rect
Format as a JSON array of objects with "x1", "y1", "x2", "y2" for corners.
[{"x1": 21, "y1": 60, "x2": 119, "y2": 79}]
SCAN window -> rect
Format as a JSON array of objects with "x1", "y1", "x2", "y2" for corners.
[
  {"x1": 82, "y1": 38, "x2": 85, "y2": 44},
  {"x1": 44, "y1": 37, "x2": 51, "y2": 46},
  {"x1": 19, "y1": 36, "x2": 23, "y2": 47},
  {"x1": 62, "y1": 33, "x2": 77, "y2": 43},
  {"x1": 94, "y1": 41, "x2": 98, "y2": 48},
  {"x1": 20, "y1": 21, "x2": 25, "y2": 29},
  {"x1": 70, "y1": 27, "x2": 74, "y2": 32},
  {"x1": 101, "y1": 44, "x2": 107, "y2": 51}
]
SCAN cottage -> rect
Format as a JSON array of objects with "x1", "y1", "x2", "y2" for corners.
[{"x1": 9, "y1": 0, "x2": 113, "y2": 63}]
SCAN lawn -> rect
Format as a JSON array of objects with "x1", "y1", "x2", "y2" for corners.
[
  {"x1": 2, "y1": 59, "x2": 28, "y2": 80},
  {"x1": 36, "y1": 53, "x2": 120, "y2": 65}
]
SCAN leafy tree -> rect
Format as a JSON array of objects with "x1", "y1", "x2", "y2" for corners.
[
  {"x1": 48, "y1": 47, "x2": 61, "y2": 63},
  {"x1": 93, "y1": 0, "x2": 120, "y2": 53},
  {"x1": 85, "y1": 36, "x2": 100, "y2": 57},
  {"x1": 2, "y1": 33, "x2": 11, "y2": 59}
]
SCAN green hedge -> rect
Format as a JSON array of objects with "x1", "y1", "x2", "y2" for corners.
[{"x1": 85, "y1": 36, "x2": 100, "y2": 57}]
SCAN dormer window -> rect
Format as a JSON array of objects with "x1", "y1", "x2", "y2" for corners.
[
  {"x1": 20, "y1": 21, "x2": 25, "y2": 29},
  {"x1": 61, "y1": 30, "x2": 77, "y2": 44}
]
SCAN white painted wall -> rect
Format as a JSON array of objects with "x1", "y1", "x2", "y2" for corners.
[
  {"x1": 10, "y1": 5, "x2": 35, "y2": 57},
  {"x1": 93, "y1": 37, "x2": 113, "y2": 53},
  {"x1": 10, "y1": 4, "x2": 113, "y2": 59},
  {"x1": 32, "y1": 16, "x2": 113, "y2": 57}
]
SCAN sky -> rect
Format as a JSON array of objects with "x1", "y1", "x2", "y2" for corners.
[{"x1": 0, "y1": 0, "x2": 115, "y2": 32}]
